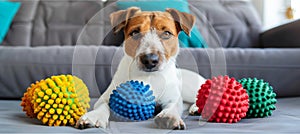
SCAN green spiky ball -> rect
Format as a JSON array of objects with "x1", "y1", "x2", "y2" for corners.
[{"x1": 238, "y1": 78, "x2": 277, "y2": 118}]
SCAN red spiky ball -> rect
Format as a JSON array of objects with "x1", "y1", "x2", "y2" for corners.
[{"x1": 196, "y1": 76, "x2": 249, "y2": 123}]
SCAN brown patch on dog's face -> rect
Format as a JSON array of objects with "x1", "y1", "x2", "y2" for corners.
[
  {"x1": 123, "y1": 14, "x2": 152, "y2": 57},
  {"x1": 123, "y1": 12, "x2": 180, "y2": 59},
  {"x1": 151, "y1": 13, "x2": 179, "y2": 60}
]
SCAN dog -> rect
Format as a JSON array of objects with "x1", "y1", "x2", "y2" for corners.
[{"x1": 75, "y1": 7, "x2": 205, "y2": 130}]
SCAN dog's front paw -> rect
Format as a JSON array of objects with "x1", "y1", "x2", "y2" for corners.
[
  {"x1": 75, "y1": 110, "x2": 109, "y2": 129},
  {"x1": 154, "y1": 111, "x2": 186, "y2": 130},
  {"x1": 189, "y1": 103, "x2": 200, "y2": 116}
]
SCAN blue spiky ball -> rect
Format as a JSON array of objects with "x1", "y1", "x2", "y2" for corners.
[{"x1": 109, "y1": 80, "x2": 156, "y2": 121}]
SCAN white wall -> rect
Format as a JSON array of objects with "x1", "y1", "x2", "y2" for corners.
[
  {"x1": 251, "y1": 0, "x2": 264, "y2": 21},
  {"x1": 291, "y1": 0, "x2": 300, "y2": 19},
  {"x1": 251, "y1": 0, "x2": 291, "y2": 30}
]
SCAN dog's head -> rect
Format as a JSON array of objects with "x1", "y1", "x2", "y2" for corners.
[{"x1": 110, "y1": 7, "x2": 195, "y2": 72}]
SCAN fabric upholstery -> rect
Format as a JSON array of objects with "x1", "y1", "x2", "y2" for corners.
[
  {"x1": 2, "y1": 0, "x2": 262, "y2": 48},
  {"x1": 2, "y1": 0, "x2": 104, "y2": 46},
  {"x1": 2, "y1": 0, "x2": 38, "y2": 46},
  {"x1": 31, "y1": 0, "x2": 103, "y2": 46},
  {"x1": 0, "y1": 46, "x2": 117, "y2": 99},
  {"x1": 179, "y1": 48, "x2": 300, "y2": 97},
  {"x1": 1, "y1": 97, "x2": 300, "y2": 133},
  {"x1": 1, "y1": 46, "x2": 300, "y2": 99},
  {"x1": 189, "y1": 0, "x2": 262, "y2": 48},
  {"x1": 0, "y1": 0, "x2": 300, "y2": 133}
]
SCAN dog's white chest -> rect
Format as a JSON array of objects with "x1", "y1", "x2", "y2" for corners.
[{"x1": 116, "y1": 55, "x2": 181, "y2": 102}]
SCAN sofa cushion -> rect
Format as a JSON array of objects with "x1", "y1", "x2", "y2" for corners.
[
  {"x1": 177, "y1": 48, "x2": 300, "y2": 97},
  {"x1": 1, "y1": 97, "x2": 300, "y2": 132},
  {"x1": 2, "y1": 0, "x2": 262, "y2": 47},
  {"x1": 31, "y1": 0, "x2": 103, "y2": 46},
  {"x1": 2, "y1": 0, "x2": 105, "y2": 46},
  {"x1": 0, "y1": 46, "x2": 115, "y2": 99},
  {"x1": 0, "y1": 0, "x2": 21, "y2": 44},
  {"x1": 2, "y1": 0, "x2": 38, "y2": 46},
  {"x1": 1, "y1": 46, "x2": 300, "y2": 99},
  {"x1": 189, "y1": 0, "x2": 262, "y2": 48}
]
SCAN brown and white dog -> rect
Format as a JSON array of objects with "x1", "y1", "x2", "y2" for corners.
[{"x1": 76, "y1": 7, "x2": 205, "y2": 130}]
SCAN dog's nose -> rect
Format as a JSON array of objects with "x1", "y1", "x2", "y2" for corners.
[{"x1": 140, "y1": 54, "x2": 159, "y2": 70}]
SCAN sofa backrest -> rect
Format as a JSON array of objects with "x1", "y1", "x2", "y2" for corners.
[
  {"x1": 2, "y1": 0, "x2": 103, "y2": 47},
  {"x1": 188, "y1": 0, "x2": 262, "y2": 48},
  {"x1": 2, "y1": 0, "x2": 262, "y2": 48}
]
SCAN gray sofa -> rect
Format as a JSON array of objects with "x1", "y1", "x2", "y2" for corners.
[{"x1": 1, "y1": 0, "x2": 300, "y2": 133}]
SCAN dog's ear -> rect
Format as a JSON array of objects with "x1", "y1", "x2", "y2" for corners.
[
  {"x1": 166, "y1": 8, "x2": 195, "y2": 36},
  {"x1": 110, "y1": 7, "x2": 141, "y2": 34}
]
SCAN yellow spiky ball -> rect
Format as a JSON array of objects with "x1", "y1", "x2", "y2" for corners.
[{"x1": 20, "y1": 75, "x2": 90, "y2": 126}]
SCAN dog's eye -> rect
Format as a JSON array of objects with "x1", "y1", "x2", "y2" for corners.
[
  {"x1": 130, "y1": 30, "x2": 139, "y2": 36},
  {"x1": 161, "y1": 31, "x2": 173, "y2": 40},
  {"x1": 130, "y1": 30, "x2": 141, "y2": 40}
]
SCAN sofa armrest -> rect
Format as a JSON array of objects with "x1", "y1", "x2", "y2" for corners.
[{"x1": 261, "y1": 20, "x2": 300, "y2": 48}]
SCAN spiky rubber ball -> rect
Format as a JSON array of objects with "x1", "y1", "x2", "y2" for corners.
[
  {"x1": 20, "y1": 75, "x2": 90, "y2": 126},
  {"x1": 196, "y1": 76, "x2": 249, "y2": 123},
  {"x1": 109, "y1": 80, "x2": 156, "y2": 121},
  {"x1": 238, "y1": 78, "x2": 277, "y2": 118}
]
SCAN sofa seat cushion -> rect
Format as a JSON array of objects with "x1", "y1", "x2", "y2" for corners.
[{"x1": 1, "y1": 97, "x2": 300, "y2": 132}]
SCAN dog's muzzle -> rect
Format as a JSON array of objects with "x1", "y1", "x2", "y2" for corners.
[{"x1": 140, "y1": 53, "x2": 159, "y2": 72}]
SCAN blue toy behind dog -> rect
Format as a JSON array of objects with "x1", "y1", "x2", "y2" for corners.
[{"x1": 109, "y1": 80, "x2": 156, "y2": 121}]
